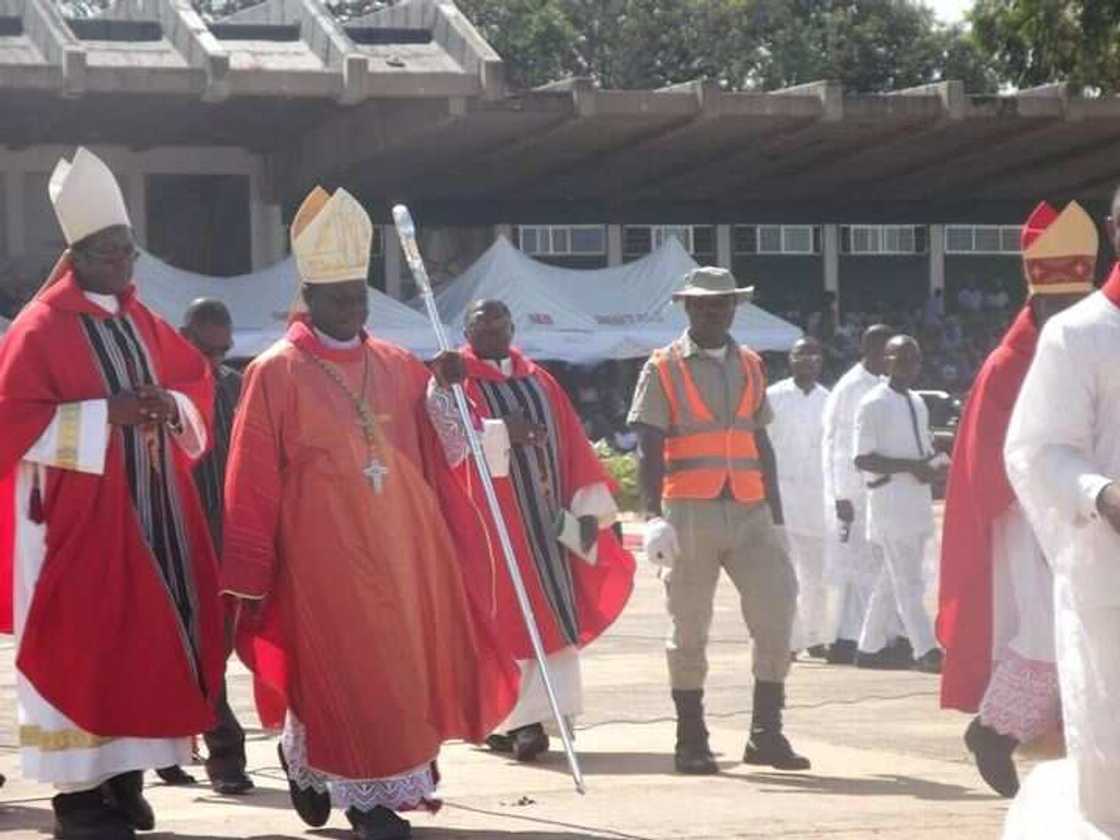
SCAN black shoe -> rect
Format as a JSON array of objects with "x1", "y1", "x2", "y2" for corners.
[
  {"x1": 826, "y1": 639, "x2": 857, "y2": 665},
  {"x1": 277, "y1": 742, "x2": 331, "y2": 828},
  {"x1": 743, "y1": 730, "x2": 812, "y2": 771},
  {"x1": 511, "y1": 723, "x2": 550, "y2": 762},
  {"x1": 155, "y1": 765, "x2": 197, "y2": 786},
  {"x1": 806, "y1": 644, "x2": 830, "y2": 660},
  {"x1": 346, "y1": 805, "x2": 412, "y2": 839},
  {"x1": 101, "y1": 772, "x2": 154, "y2": 832},
  {"x1": 743, "y1": 681, "x2": 811, "y2": 771},
  {"x1": 672, "y1": 689, "x2": 719, "y2": 775},
  {"x1": 965, "y1": 717, "x2": 1020, "y2": 798},
  {"x1": 889, "y1": 636, "x2": 913, "y2": 662},
  {"x1": 913, "y1": 648, "x2": 944, "y2": 674},
  {"x1": 855, "y1": 648, "x2": 912, "y2": 670},
  {"x1": 209, "y1": 770, "x2": 255, "y2": 796},
  {"x1": 53, "y1": 789, "x2": 136, "y2": 839},
  {"x1": 485, "y1": 733, "x2": 515, "y2": 753}
]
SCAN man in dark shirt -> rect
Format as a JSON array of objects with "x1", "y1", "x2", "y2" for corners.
[{"x1": 157, "y1": 298, "x2": 252, "y2": 795}]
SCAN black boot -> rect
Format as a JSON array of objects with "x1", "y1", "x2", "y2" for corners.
[
  {"x1": 101, "y1": 771, "x2": 155, "y2": 831},
  {"x1": 672, "y1": 689, "x2": 719, "y2": 775},
  {"x1": 277, "y1": 742, "x2": 331, "y2": 827},
  {"x1": 53, "y1": 789, "x2": 135, "y2": 839},
  {"x1": 155, "y1": 765, "x2": 197, "y2": 786},
  {"x1": 346, "y1": 805, "x2": 412, "y2": 839},
  {"x1": 510, "y1": 723, "x2": 550, "y2": 762},
  {"x1": 826, "y1": 639, "x2": 856, "y2": 665},
  {"x1": 743, "y1": 681, "x2": 811, "y2": 771},
  {"x1": 965, "y1": 717, "x2": 1020, "y2": 798}
]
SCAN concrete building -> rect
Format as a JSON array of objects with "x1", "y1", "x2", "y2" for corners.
[{"x1": 3, "y1": 0, "x2": 1120, "y2": 316}]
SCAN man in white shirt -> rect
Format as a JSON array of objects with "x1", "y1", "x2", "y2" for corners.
[
  {"x1": 1001, "y1": 189, "x2": 1120, "y2": 838},
  {"x1": 768, "y1": 337, "x2": 831, "y2": 656},
  {"x1": 821, "y1": 325, "x2": 907, "y2": 665},
  {"x1": 853, "y1": 336, "x2": 947, "y2": 674}
]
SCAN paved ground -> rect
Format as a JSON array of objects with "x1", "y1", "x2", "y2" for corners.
[{"x1": 0, "y1": 517, "x2": 1012, "y2": 839}]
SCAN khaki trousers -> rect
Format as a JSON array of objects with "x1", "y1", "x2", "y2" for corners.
[{"x1": 663, "y1": 498, "x2": 798, "y2": 690}]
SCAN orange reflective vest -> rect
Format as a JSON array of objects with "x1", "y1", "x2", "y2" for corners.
[{"x1": 653, "y1": 344, "x2": 767, "y2": 502}]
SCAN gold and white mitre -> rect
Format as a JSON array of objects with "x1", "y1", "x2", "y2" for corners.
[
  {"x1": 1022, "y1": 200, "x2": 1098, "y2": 296},
  {"x1": 290, "y1": 186, "x2": 373, "y2": 285},
  {"x1": 48, "y1": 147, "x2": 131, "y2": 246}
]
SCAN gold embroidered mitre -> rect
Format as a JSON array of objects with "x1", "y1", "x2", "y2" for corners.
[
  {"x1": 290, "y1": 186, "x2": 372, "y2": 285},
  {"x1": 1022, "y1": 200, "x2": 1098, "y2": 296}
]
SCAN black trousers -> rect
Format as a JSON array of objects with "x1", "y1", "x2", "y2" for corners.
[{"x1": 203, "y1": 673, "x2": 246, "y2": 778}]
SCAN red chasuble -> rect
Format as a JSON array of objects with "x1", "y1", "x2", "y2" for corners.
[
  {"x1": 437, "y1": 347, "x2": 635, "y2": 661},
  {"x1": 0, "y1": 269, "x2": 224, "y2": 737},
  {"x1": 222, "y1": 321, "x2": 520, "y2": 780},
  {"x1": 938, "y1": 307, "x2": 1040, "y2": 712}
]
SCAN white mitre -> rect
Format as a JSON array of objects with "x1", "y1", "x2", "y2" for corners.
[
  {"x1": 48, "y1": 147, "x2": 131, "y2": 246},
  {"x1": 291, "y1": 186, "x2": 372, "y2": 285}
]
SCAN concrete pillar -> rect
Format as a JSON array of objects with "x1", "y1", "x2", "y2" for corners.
[
  {"x1": 384, "y1": 225, "x2": 403, "y2": 300},
  {"x1": 716, "y1": 224, "x2": 732, "y2": 269},
  {"x1": 3, "y1": 169, "x2": 24, "y2": 257},
  {"x1": 823, "y1": 223, "x2": 840, "y2": 313},
  {"x1": 929, "y1": 223, "x2": 946, "y2": 297},
  {"x1": 494, "y1": 223, "x2": 513, "y2": 244},
  {"x1": 607, "y1": 223, "x2": 623, "y2": 266},
  {"x1": 127, "y1": 172, "x2": 147, "y2": 250}
]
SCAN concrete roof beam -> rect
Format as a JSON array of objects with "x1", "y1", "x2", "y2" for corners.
[
  {"x1": 160, "y1": 0, "x2": 229, "y2": 101},
  {"x1": 292, "y1": 0, "x2": 366, "y2": 104},
  {"x1": 890, "y1": 80, "x2": 965, "y2": 120},
  {"x1": 771, "y1": 80, "x2": 843, "y2": 121},
  {"x1": 22, "y1": 0, "x2": 85, "y2": 96}
]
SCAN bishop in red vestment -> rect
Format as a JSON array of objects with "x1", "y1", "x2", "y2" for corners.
[
  {"x1": 221, "y1": 188, "x2": 519, "y2": 840},
  {"x1": 0, "y1": 148, "x2": 223, "y2": 840},
  {"x1": 938, "y1": 200, "x2": 1095, "y2": 798},
  {"x1": 428, "y1": 299, "x2": 635, "y2": 763}
]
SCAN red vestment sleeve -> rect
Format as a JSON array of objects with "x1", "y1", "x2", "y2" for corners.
[{"x1": 938, "y1": 307, "x2": 1038, "y2": 712}]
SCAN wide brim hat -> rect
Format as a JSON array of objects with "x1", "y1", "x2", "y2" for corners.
[{"x1": 672, "y1": 266, "x2": 754, "y2": 301}]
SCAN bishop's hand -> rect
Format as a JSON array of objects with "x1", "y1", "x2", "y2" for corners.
[
  {"x1": 108, "y1": 391, "x2": 153, "y2": 426},
  {"x1": 1097, "y1": 482, "x2": 1120, "y2": 535},
  {"x1": 505, "y1": 412, "x2": 547, "y2": 447},
  {"x1": 431, "y1": 351, "x2": 466, "y2": 387}
]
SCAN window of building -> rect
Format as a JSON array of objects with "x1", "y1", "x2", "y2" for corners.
[
  {"x1": 945, "y1": 224, "x2": 1021, "y2": 255},
  {"x1": 517, "y1": 224, "x2": 606, "y2": 256},
  {"x1": 623, "y1": 225, "x2": 716, "y2": 258},
  {"x1": 733, "y1": 225, "x2": 820, "y2": 255},
  {"x1": 841, "y1": 225, "x2": 926, "y2": 255}
]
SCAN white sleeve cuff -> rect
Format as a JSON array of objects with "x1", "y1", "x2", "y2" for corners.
[
  {"x1": 24, "y1": 400, "x2": 109, "y2": 474},
  {"x1": 570, "y1": 481, "x2": 618, "y2": 527},
  {"x1": 1081, "y1": 474, "x2": 1114, "y2": 521},
  {"x1": 170, "y1": 391, "x2": 207, "y2": 459}
]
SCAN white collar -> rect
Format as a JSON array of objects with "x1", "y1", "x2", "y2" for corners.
[
  {"x1": 313, "y1": 327, "x2": 361, "y2": 350},
  {"x1": 702, "y1": 345, "x2": 729, "y2": 361},
  {"x1": 484, "y1": 357, "x2": 514, "y2": 376},
  {"x1": 82, "y1": 291, "x2": 119, "y2": 315}
]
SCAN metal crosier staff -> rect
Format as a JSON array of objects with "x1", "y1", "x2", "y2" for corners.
[{"x1": 392, "y1": 205, "x2": 587, "y2": 795}]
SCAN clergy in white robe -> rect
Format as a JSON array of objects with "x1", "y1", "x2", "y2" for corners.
[{"x1": 767, "y1": 337, "x2": 830, "y2": 653}]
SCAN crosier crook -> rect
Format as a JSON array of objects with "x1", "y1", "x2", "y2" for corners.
[{"x1": 393, "y1": 205, "x2": 587, "y2": 795}]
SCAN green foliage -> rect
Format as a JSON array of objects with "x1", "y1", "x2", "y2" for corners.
[
  {"x1": 971, "y1": 0, "x2": 1120, "y2": 93},
  {"x1": 594, "y1": 441, "x2": 641, "y2": 513}
]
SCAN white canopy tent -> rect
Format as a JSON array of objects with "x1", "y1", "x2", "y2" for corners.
[
  {"x1": 432, "y1": 237, "x2": 801, "y2": 362},
  {"x1": 131, "y1": 252, "x2": 442, "y2": 358}
]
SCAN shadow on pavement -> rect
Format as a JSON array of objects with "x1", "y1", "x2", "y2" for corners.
[{"x1": 741, "y1": 771, "x2": 994, "y2": 802}]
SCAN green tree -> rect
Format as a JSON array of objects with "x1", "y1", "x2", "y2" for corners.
[{"x1": 971, "y1": 0, "x2": 1120, "y2": 92}]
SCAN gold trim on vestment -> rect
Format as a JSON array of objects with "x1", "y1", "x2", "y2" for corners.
[
  {"x1": 20, "y1": 725, "x2": 115, "y2": 751},
  {"x1": 1028, "y1": 281, "x2": 1094, "y2": 296},
  {"x1": 55, "y1": 403, "x2": 81, "y2": 471}
]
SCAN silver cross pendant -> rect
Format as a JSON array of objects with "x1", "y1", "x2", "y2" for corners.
[{"x1": 364, "y1": 458, "x2": 389, "y2": 494}]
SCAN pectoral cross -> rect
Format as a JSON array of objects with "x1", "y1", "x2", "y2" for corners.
[{"x1": 364, "y1": 458, "x2": 389, "y2": 494}]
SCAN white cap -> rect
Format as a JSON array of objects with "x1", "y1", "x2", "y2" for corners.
[
  {"x1": 48, "y1": 147, "x2": 131, "y2": 246},
  {"x1": 290, "y1": 186, "x2": 372, "y2": 285}
]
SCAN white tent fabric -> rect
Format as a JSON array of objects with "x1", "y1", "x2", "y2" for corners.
[
  {"x1": 131, "y1": 252, "x2": 442, "y2": 358},
  {"x1": 431, "y1": 237, "x2": 801, "y2": 362}
]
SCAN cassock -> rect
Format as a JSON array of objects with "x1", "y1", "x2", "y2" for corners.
[
  {"x1": 221, "y1": 320, "x2": 520, "y2": 812},
  {"x1": 1002, "y1": 265, "x2": 1120, "y2": 836},
  {"x1": 428, "y1": 347, "x2": 635, "y2": 732},
  {"x1": 0, "y1": 267, "x2": 224, "y2": 789},
  {"x1": 821, "y1": 362, "x2": 889, "y2": 641},
  {"x1": 767, "y1": 377, "x2": 830, "y2": 651},
  {"x1": 938, "y1": 307, "x2": 1059, "y2": 736}
]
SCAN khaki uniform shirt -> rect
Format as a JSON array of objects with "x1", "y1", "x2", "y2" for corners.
[{"x1": 627, "y1": 331, "x2": 773, "y2": 509}]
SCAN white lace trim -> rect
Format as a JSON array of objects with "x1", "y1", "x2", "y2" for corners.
[{"x1": 281, "y1": 713, "x2": 439, "y2": 813}]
